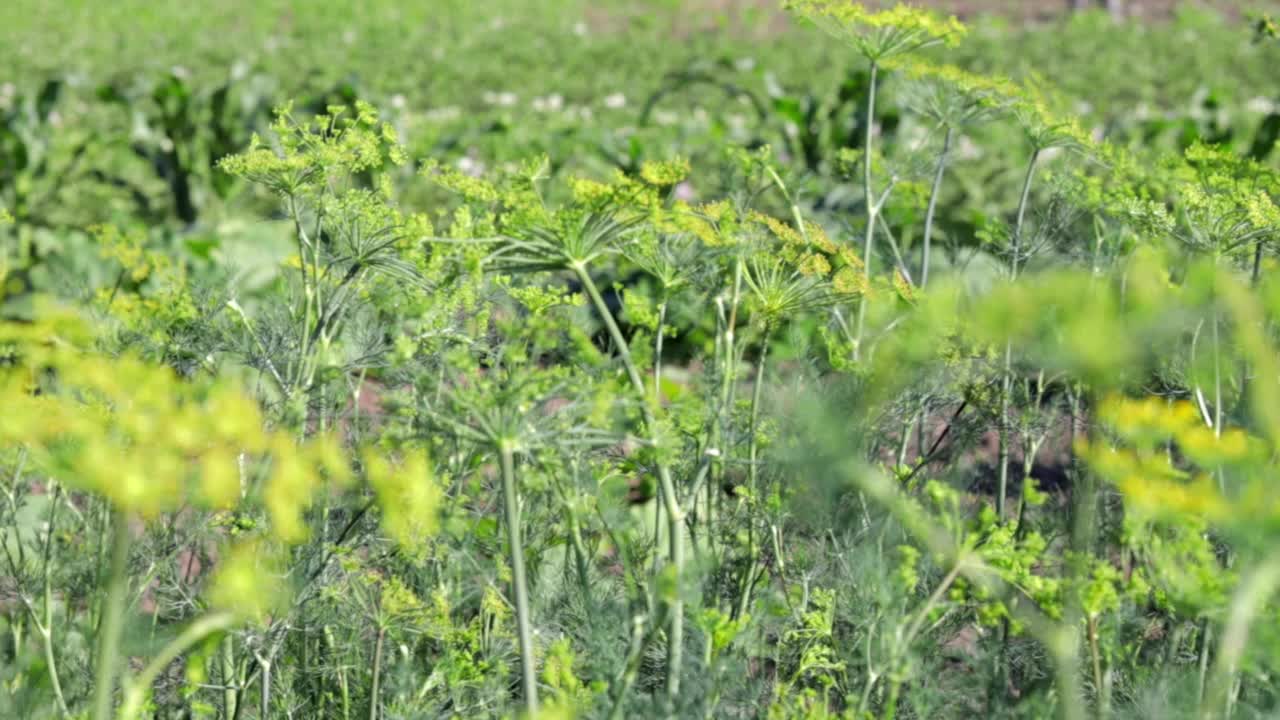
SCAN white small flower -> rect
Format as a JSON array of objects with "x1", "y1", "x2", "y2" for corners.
[
  {"x1": 457, "y1": 155, "x2": 486, "y2": 177},
  {"x1": 675, "y1": 182, "x2": 696, "y2": 202},
  {"x1": 171, "y1": 65, "x2": 190, "y2": 80},
  {"x1": 342, "y1": 30, "x2": 357, "y2": 45},
  {"x1": 1247, "y1": 96, "x2": 1275, "y2": 114},
  {"x1": 425, "y1": 106, "x2": 461, "y2": 122},
  {"x1": 604, "y1": 93, "x2": 627, "y2": 109},
  {"x1": 391, "y1": 94, "x2": 406, "y2": 110},
  {"x1": 573, "y1": 21, "x2": 588, "y2": 36},
  {"x1": 654, "y1": 110, "x2": 678, "y2": 126},
  {"x1": 498, "y1": 92, "x2": 517, "y2": 107},
  {"x1": 735, "y1": 57, "x2": 756, "y2": 72}
]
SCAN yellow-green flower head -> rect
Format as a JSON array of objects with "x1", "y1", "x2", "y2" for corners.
[
  {"x1": 1007, "y1": 77, "x2": 1096, "y2": 152},
  {"x1": 208, "y1": 540, "x2": 286, "y2": 624},
  {"x1": 891, "y1": 58, "x2": 1023, "y2": 125},
  {"x1": 785, "y1": 1, "x2": 966, "y2": 61},
  {"x1": 1252, "y1": 12, "x2": 1279, "y2": 42}
]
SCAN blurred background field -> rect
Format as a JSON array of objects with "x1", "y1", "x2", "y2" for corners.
[{"x1": 3, "y1": 1, "x2": 1279, "y2": 252}]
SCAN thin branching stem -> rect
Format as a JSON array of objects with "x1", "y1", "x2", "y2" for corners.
[
  {"x1": 997, "y1": 148, "x2": 1041, "y2": 520},
  {"x1": 921, "y1": 125, "x2": 954, "y2": 289}
]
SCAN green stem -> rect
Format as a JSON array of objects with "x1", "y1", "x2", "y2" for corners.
[
  {"x1": 653, "y1": 298, "x2": 669, "y2": 575},
  {"x1": 325, "y1": 625, "x2": 350, "y2": 720},
  {"x1": 259, "y1": 655, "x2": 271, "y2": 720},
  {"x1": 40, "y1": 483, "x2": 70, "y2": 718},
  {"x1": 1049, "y1": 627, "x2": 1086, "y2": 720},
  {"x1": 368, "y1": 626, "x2": 385, "y2": 720},
  {"x1": 500, "y1": 444, "x2": 539, "y2": 717},
  {"x1": 222, "y1": 636, "x2": 238, "y2": 720},
  {"x1": 607, "y1": 615, "x2": 650, "y2": 720},
  {"x1": 734, "y1": 325, "x2": 771, "y2": 620},
  {"x1": 920, "y1": 126, "x2": 953, "y2": 289},
  {"x1": 708, "y1": 260, "x2": 744, "y2": 559},
  {"x1": 854, "y1": 60, "x2": 880, "y2": 362},
  {"x1": 1088, "y1": 615, "x2": 1106, "y2": 718},
  {"x1": 1011, "y1": 149, "x2": 1041, "y2": 278},
  {"x1": 654, "y1": 299, "x2": 668, "y2": 401},
  {"x1": 120, "y1": 612, "x2": 238, "y2": 719},
  {"x1": 575, "y1": 263, "x2": 685, "y2": 698},
  {"x1": 568, "y1": 509, "x2": 592, "y2": 597},
  {"x1": 997, "y1": 149, "x2": 1041, "y2": 521},
  {"x1": 92, "y1": 512, "x2": 131, "y2": 720},
  {"x1": 1201, "y1": 555, "x2": 1280, "y2": 720},
  {"x1": 903, "y1": 561, "x2": 963, "y2": 648}
]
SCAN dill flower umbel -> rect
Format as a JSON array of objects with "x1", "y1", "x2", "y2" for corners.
[{"x1": 784, "y1": 1, "x2": 966, "y2": 60}]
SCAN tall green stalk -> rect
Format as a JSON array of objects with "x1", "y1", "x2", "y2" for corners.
[
  {"x1": 709, "y1": 259, "x2": 744, "y2": 560},
  {"x1": 1201, "y1": 554, "x2": 1280, "y2": 720},
  {"x1": 222, "y1": 636, "x2": 238, "y2": 720},
  {"x1": 854, "y1": 60, "x2": 880, "y2": 361},
  {"x1": 574, "y1": 263, "x2": 685, "y2": 698},
  {"x1": 499, "y1": 443, "x2": 539, "y2": 716},
  {"x1": 368, "y1": 626, "x2": 386, "y2": 720},
  {"x1": 92, "y1": 512, "x2": 131, "y2": 720},
  {"x1": 734, "y1": 324, "x2": 772, "y2": 621},
  {"x1": 35, "y1": 483, "x2": 69, "y2": 717}
]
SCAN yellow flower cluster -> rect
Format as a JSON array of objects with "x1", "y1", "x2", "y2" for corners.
[
  {"x1": 1081, "y1": 395, "x2": 1263, "y2": 525},
  {"x1": 890, "y1": 58, "x2": 1023, "y2": 109},
  {"x1": 785, "y1": 1, "x2": 966, "y2": 60},
  {"x1": 747, "y1": 210, "x2": 868, "y2": 296},
  {"x1": 1, "y1": 315, "x2": 351, "y2": 541},
  {"x1": 362, "y1": 448, "x2": 443, "y2": 550}
]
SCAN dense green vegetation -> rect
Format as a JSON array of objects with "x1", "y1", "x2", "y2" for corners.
[{"x1": 6, "y1": 2, "x2": 1280, "y2": 718}]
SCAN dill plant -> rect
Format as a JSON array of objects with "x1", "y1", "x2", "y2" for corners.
[
  {"x1": 10, "y1": 6, "x2": 1280, "y2": 720},
  {"x1": 786, "y1": 1, "x2": 964, "y2": 361}
]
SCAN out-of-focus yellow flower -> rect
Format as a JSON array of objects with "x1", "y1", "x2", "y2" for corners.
[
  {"x1": 2, "y1": 314, "x2": 352, "y2": 541},
  {"x1": 363, "y1": 448, "x2": 442, "y2": 548},
  {"x1": 208, "y1": 540, "x2": 286, "y2": 624}
]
